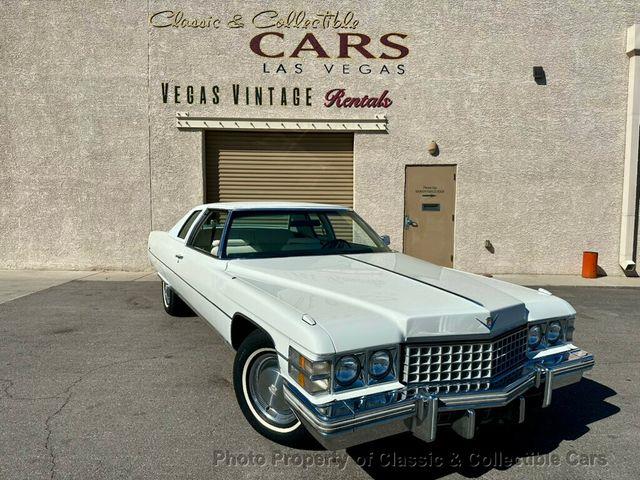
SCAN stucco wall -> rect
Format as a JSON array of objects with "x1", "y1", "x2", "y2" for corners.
[
  {"x1": 1, "y1": 0, "x2": 151, "y2": 270},
  {"x1": 1, "y1": 0, "x2": 639, "y2": 274},
  {"x1": 353, "y1": 1, "x2": 640, "y2": 275}
]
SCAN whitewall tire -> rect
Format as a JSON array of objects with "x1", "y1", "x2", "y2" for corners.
[{"x1": 233, "y1": 329, "x2": 314, "y2": 447}]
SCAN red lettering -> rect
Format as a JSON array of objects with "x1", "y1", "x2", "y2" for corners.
[
  {"x1": 250, "y1": 32, "x2": 408, "y2": 60},
  {"x1": 290, "y1": 33, "x2": 330, "y2": 58},
  {"x1": 324, "y1": 89, "x2": 393, "y2": 108},
  {"x1": 338, "y1": 33, "x2": 375, "y2": 59},
  {"x1": 380, "y1": 33, "x2": 409, "y2": 59},
  {"x1": 249, "y1": 32, "x2": 284, "y2": 58},
  {"x1": 324, "y1": 88, "x2": 346, "y2": 107}
]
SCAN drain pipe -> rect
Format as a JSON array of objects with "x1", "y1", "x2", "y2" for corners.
[{"x1": 619, "y1": 25, "x2": 640, "y2": 273}]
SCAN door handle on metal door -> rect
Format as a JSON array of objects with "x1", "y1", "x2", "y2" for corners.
[
  {"x1": 175, "y1": 253, "x2": 184, "y2": 259},
  {"x1": 404, "y1": 215, "x2": 419, "y2": 229}
]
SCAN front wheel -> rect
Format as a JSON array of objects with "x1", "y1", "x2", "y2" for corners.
[{"x1": 233, "y1": 330, "x2": 313, "y2": 447}]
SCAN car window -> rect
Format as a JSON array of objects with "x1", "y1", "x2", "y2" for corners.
[
  {"x1": 177, "y1": 210, "x2": 201, "y2": 239},
  {"x1": 223, "y1": 210, "x2": 389, "y2": 259},
  {"x1": 289, "y1": 213, "x2": 329, "y2": 239},
  {"x1": 190, "y1": 210, "x2": 228, "y2": 255}
]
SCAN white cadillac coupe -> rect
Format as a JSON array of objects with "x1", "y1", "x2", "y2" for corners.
[{"x1": 148, "y1": 202, "x2": 594, "y2": 449}]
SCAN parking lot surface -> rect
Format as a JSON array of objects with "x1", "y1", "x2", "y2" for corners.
[{"x1": 0, "y1": 280, "x2": 637, "y2": 479}]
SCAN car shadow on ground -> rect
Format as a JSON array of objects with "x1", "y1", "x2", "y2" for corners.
[{"x1": 345, "y1": 378, "x2": 618, "y2": 479}]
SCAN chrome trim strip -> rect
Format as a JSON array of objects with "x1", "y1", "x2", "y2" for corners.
[
  {"x1": 283, "y1": 386, "x2": 415, "y2": 434},
  {"x1": 438, "y1": 372, "x2": 536, "y2": 409},
  {"x1": 148, "y1": 251, "x2": 232, "y2": 319}
]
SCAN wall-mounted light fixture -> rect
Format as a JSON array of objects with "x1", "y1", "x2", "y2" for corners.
[
  {"x1": 427, "y1": 141, "x2": 439, "y2": 156},
  {"x1": 533, "y1": 66, "x2": 546, "y2": 85},
  {"x1": 485, "y1": 239, "x2": 495, "y2": 253}
]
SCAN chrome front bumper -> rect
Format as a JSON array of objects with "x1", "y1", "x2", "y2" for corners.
[{"x1": 283, "y1": 348, "x2": 594, "y2": 450}]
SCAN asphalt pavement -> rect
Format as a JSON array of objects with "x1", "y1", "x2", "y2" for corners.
[{"x1": 0, "y1": 280, "x2": 637, "y2": 479}]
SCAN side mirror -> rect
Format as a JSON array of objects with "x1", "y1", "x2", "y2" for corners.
[{"x1": 380, "y1": 235, "x2": 391, "y2": 246}]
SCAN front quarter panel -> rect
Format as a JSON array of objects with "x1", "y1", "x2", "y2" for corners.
[{"x1": 219, "y1": 275, "x2": 336, "y2": 358}]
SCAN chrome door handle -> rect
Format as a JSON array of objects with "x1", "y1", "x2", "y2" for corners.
[
  {"x1": 404, "y1": 215, "x2": 419, "y2": 229},
  {"x1": 175, "y1": 253, "x2": 184, "y2": 259}
]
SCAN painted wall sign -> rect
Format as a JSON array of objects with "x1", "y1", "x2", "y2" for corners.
[
  {"x1": 160, "y1": 83, "x2": 393, "y2": 109},
  {"x1": 149, "y1": 10, "x2": 362, "y2": 30},
  {"x1": 248, "y1": 32, "x2": 408, "y2": 59},
  {"x1": 151, "y1": 8, "x2": 406, "y2": 108},
  {"x1": 252, "y1": 10, "x2": 360, "y2": 30}
]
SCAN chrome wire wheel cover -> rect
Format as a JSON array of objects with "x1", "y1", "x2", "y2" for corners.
[
  {"x1": 246, "y1": 350, "x2": 298, "y2": 429},
  {"x1": 162, "y1": 282, "x2": 171, "y2": 307}
]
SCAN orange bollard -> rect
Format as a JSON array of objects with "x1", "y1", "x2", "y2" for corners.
[{"x1": 582, "y1": 251, "x2": 598, "y2": 278}]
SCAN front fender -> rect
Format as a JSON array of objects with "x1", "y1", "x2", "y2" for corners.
[{"x1": 219, "y1": 276, "x2": 336, "y2": 359}]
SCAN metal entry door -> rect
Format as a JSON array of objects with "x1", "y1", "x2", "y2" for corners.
[{"x1": 403, "y1": 165, "x2": 456, "y2": 266}]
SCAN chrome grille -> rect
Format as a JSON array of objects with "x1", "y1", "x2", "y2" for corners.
[{"x1": 402, "y1": 327, "x2": 528, "y2": 395}]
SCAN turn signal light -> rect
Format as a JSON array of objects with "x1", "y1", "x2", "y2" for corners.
[{"x1": 288, "y1": 347, "x2": 330, "y2": 395}]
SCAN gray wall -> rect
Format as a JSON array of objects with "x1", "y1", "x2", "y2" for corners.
[
  {"x1": 1, "y1": 0, "x2": 639, "y2": 274},
  {"x1": 1, "y1": 0, "x2": 151, "y2": 270}
]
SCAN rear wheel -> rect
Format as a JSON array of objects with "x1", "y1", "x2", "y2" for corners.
[
  {"x1": 161, "y1": 281, "x2": 192, "y2": 316},
  {"x1": 233, "y1": 330, "x2": 313, "y2": 447}
]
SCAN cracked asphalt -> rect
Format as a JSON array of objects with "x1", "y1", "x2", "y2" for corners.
[{"x1": 0, "y1": 280, "x2": 638, "y2": 479}]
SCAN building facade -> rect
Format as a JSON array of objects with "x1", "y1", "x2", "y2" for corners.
[{"x1": 2, "y1": 0, "x2": 640, "y2": 275}]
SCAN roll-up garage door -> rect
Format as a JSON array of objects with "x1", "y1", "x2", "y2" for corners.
[{"x1": 205, "y1": 131, "x2": 354, "y2": 207}]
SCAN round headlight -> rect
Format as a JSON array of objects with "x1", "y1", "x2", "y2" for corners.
[
  {"x1": 546, "y1": 321, "x2": 562, "y2": 344},
  {"x1": 335, "y1": 355, "x2": 360, "y2": 386},
  {"x1": 528, "y1": 325, "x2": 542, "y2": 348},
  {"x1": 369, "y1": 350, "x2": 391, "y2": 379}
]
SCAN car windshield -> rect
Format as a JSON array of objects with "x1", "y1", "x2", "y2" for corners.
[{"x1": 222, "y1": 209, "x2": 390, "y2": 259}]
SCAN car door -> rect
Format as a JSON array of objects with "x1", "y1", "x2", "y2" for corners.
[
  {"x1": 174, "y1": 209, "x2": 234, "y2": 337},
  {"x1": 155, "y1": 209, "x2": 202, "y2": 292}
]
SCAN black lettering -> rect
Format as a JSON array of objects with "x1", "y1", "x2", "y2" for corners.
[
  {"x1": 161, "y1": 82, "x2": 169, "y2": 103},
  {"x1": 232, "y1": 84, "x2": 240, "y2": 104}
]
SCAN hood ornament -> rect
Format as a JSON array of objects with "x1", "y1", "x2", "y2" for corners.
[{"x1": 476, "y1": 315, "x2": 497, "y2": 330}]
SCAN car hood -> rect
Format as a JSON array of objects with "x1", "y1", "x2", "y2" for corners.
[{"x1": 226, "y1": 252, "x2": 575, "y2": 352}]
